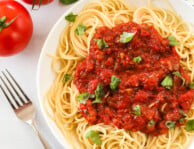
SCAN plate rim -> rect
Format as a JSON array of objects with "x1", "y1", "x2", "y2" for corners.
[
  {"x1": 36, "y1": 0, "x2": 194, "y2": 148},
  {"x1": 36, "y1": 0, "x2": 88, "y2": 148}
]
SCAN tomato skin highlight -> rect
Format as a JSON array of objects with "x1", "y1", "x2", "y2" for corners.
[
  {"x1": 22, "y1": 0, "x2": 53, "y2": 5},
  {"x1": 0, "y1": 1, "x2": 33, "y2": 56}
]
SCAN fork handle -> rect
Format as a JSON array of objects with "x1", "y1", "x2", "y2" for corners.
[{"x1": 30, "y1": 120, "x2": 51, "y2": 149}]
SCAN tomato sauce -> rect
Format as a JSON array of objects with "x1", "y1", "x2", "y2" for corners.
[{"x1": 73, "y1": 22, "x2": 194, "y2": 135}]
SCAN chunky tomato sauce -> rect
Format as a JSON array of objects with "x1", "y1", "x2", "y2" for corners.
[{"x1": 74, "y1": 22, "x2": 194, "y2": 135}]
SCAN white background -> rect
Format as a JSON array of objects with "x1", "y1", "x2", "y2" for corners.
[
  {"x1": 0, "y1": 0, "x2": 194, "y2": 149},
  {"x1": 0, "y1": 0, "x2": 74, "y2": 148}
]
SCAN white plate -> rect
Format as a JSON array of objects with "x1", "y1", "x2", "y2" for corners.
[{"x1": 37, "y1": 0, "x2": 194, "y2": 148}]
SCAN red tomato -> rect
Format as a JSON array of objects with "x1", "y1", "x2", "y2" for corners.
[
  {"x1": 22, "y1": 0, "x2": 53, "y2": 5},
  {"x1": 0, "y1": 1, "x2": 33, "y2": 56}
]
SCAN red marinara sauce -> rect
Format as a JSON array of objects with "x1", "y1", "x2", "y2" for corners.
[{"x1": 73, "y1": 22, "x2": 194, "y2": 135}]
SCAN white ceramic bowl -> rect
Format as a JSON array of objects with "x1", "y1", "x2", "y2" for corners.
[{"x1": 37, "y1": 0, "x2": 194, "y2": 148}]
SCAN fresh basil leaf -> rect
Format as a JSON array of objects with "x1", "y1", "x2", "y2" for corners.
[
  {"x1": 161, "y1": 75, "x2": 173, "y2": 89},
  {"x1": 93, "y1": 83, "x2": 104, "y2": 104},
  {"x1": 168, "y1": 36, "x2": 180, "y2": 46},
  {"x1": 165, "y1": 121, "x2": 176, "y2": 129},
  {"x1": 65, "y1": 13, "x2": 77, "y2": 22},
  {"x1": 173, "y1": 71, "x2": 185, "y2": 86},
  {"x1": 133, "y1": 105, "x2": 141, "y2": 116},
  {"x1": 186, "y1": 119, "x2": 194, "y2": 131},
  {"x1": 86, "y1": 130, "x2": 102, "y2": 145},
  {"x1": 148, "y1": 120, "x2": 156, "y2": 127},
  {"x1": 60, "y1": 0, "x2": 78, "y2": 5},
  {"x1": 120, "y1": 32, "x2": 135, "y2": 43},
  {"x1": 179, "y1": 117, "x2": 185, "y2": 123},
  {"x1": 94, "y1": 39, "x2": 109, "y2": 49},
  {"x1": 179, "y1": 110, "x2": 187, "y2": 123},
  {"x1": 133, "y1": 56, "x2": 142, "y2": 63},
  {"x1": 179, "y1": 109, "x2": 187, "y2": 117},
  {"x1": 83, "y1": 109, "x2": 88, "y2": 114},
  {"x1": 189, "y1": 82, "x2": 194, "y2": 89},
  {"x1": 78, "y1": 92, "x2": 95, "y2": 104},
  {"x1": 186, "y1": 120, "x2": 194, "y2": 131},
  {"x1": 75, "y1": 24, "x2": 87, "y2": 35},
  {"x1": 110, "y1": 75, "x2": 121, "y2": 91},
  {"x1": 62, "y1": 74, "x2": 73, "y2": 83}
]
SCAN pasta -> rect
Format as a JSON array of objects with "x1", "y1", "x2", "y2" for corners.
[{"x1": 44, "y1": 0, "x2": 194, "y2": 148}]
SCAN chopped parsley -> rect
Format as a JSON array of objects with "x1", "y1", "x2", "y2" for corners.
[
  {"x1": 75, "y1": 24, "x2": 87, "y2": 35},
  {"x1": 94, "y1": 39, "x2": 109, "y2": 49},
  {"x1": 65, "y1": 13, "x2": 77, "y2": 22},
  {"x1": 62, "y1": 74, "x2": 73, "y2": 83},
  {"x1": 132, "y1": 105, "x2": 141, "y2": 116},
  {"x1": 148, "y1": 120, "x2": 156, "y2": 127},
  {"x1": 168, "y1": 36, "x2": 180, "y2": 46},
  {"x1": 165, "y1": 121, "x2": 176, "y2": 129},
  {"x1": 186, "y1": 119, "x2": 194, "y2": 131},
  {"x1": 93, "y1": 83, "x2": 104, "y2": 104},
  {"x1": 189, "y1": 82, "x2": 194, "y2": 89},
  {"x1": 161, "y1": 75, "x2": 173, "y2": 89},
  {"x1": 110, "y1": 75, "x2": 121, "y2": 91},
  {"x1": 120, "y1": 32, "x2": 135, "y2": 43},
  {"x1": 133, "y1": 56, "x2": 142, "y2": 63},
  {"x1": 86, "y1": 130, "x2": 102, "y2": 145},
  {"x1": 77, "y1": 92, "x2": 95, "y2": 104}
]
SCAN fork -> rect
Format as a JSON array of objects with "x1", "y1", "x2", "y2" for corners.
[{"x1": 0, "y1": 69, "x2": 50, "y2": 149}]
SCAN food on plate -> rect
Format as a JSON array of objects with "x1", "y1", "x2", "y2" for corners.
[
  {"x1": 45, "y1": 0, "x2": 194, "y2": 148},
  {"x1": 74, "y1": 21, "x2": 193, "y2": 136},
  {"x1": 0, "y1": 1, "x2": 33, "y2": 57}
]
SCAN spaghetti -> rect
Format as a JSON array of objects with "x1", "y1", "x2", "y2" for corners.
[{"x1": 45, "y1": 0, "x2": 194, "y2": 148}]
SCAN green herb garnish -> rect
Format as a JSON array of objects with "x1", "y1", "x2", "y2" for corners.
[
  {"x1": 179, "y1": 118, "x2": 185, "y2": 123},
  {"x1": 179, "y1": 110, "x2": 187, "y2": 123},
  {"x1": 132, "y1": 105, "x2": 141, "y2": 116},
  {"x1": 189, "y1": 82, "x2": 194, "y2": 89},
  {"x1": 94, "y1": 39, "x2": 109, "y2": 49},
  {"x1": 173, "y1": 71, "x2": 185, "y2": 86},
  {"x1": 110, "y1": 75, "x2": 121, "y2": 91},
  {"x1": 62, "y1": 74, "x2": 73, "y2": 83},
  {"x1": 148, "y1": 120, "x2": 156, "y2": 127},
  {"x1": 186, "y1": 119, "x2": 194, "y2": 131},
  {"x1": 179, "y1": 110, "x2": 187, "y2": 117},
  {"x1": 168, "y1": 36, "x2": 180, "y2": 46},
  {"x1": 161, "y1": 75, "x2": 173, "y2": 89},
  {"x1": 77, "y1": 92, "x2": 95, "y2": 104},
  {"x1": 120, "y1": 32, "x2": 135, "y2": 43},
  {"x1": 86, "y1": 130, "x2": 102, "y2": 145},
  {"x1": 65, "y1": 13, "x2": 77, "y2": 22},
  {"x1": 60, "y1": 0, "x2": 78, "y2": 5},
  {"x1": 75, "y1": 24, "x2": 87, "y2": 35},
  {"x1": 92, "y1": 83, "x2": 104, "y2": 104},
  {"x1": 165, "y1": 121, "x2": 176, "y2": 129},
  {"x1": 133, "y1": 56, "x2": 142, "y2": 63}
]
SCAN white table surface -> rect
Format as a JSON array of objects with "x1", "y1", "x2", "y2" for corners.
[
  {"x1": 0, "y1": 1, "x2": 74, "y2": 148},
  {"x1": 1, "y1": 0, "x2": 194, "y2": 149}
]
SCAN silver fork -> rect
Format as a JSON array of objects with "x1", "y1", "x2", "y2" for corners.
[{"x1": 0, "y1": 69, "x2": 50, "y2": 149}]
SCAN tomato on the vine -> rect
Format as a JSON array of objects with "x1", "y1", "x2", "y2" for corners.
[
  {"x1": 0, "y1": 1, "x2": 33, "y2": 56},
  {"x1": 22, "y1": 0, "x2": 53, "y2": 5}
]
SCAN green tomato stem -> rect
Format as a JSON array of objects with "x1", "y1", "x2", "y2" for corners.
[{"x1": 0, "y1": 15, "x2": 19, "y2": 32}]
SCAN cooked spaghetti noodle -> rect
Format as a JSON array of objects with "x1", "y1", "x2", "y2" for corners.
[{"x1": 44, "y1": 0, "x2": 194, "y2": 148}]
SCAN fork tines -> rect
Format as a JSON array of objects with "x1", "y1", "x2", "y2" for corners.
[{"x1": 0, "y1": 69, "x2": 31, "y2": 110}]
